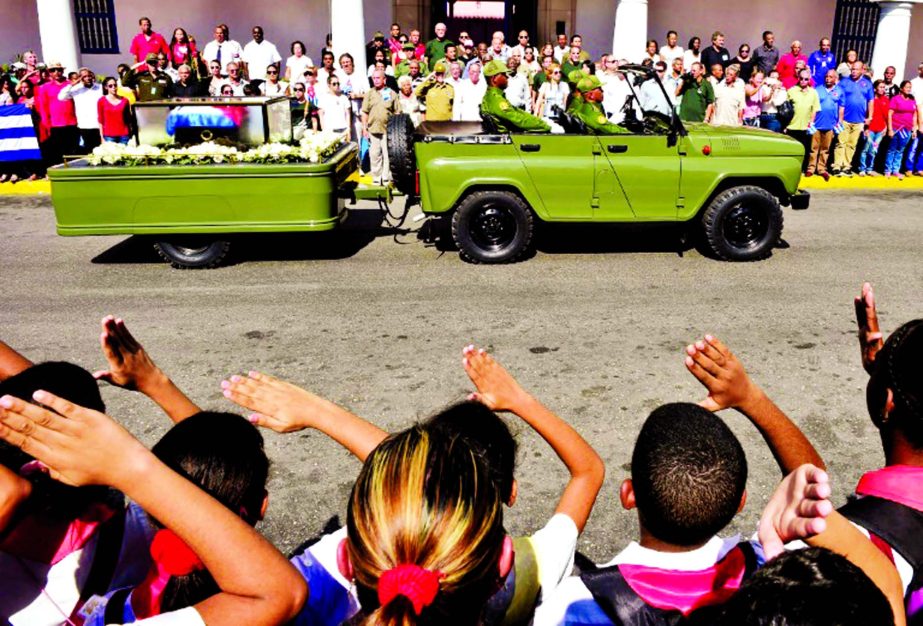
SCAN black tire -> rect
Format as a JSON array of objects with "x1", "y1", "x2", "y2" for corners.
[
  {"x1": 386, "y1": 113, "x2": 416, "y2": 195},
  {"x1": 153, "y1": 238, "x2": 231, "y2": 269},
  {"x1": 701, "y1": 186, "x2": 782, "y2": 261},
  {"x1": 451, "y1": 190, "x2": 534, "y2": 264}
]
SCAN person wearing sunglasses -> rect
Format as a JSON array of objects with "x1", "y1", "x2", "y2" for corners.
[
  {"x1": 733, "y1": 44, "x2": 755, "y2": 82},
  {"x1": 35, "y1": 60, "x2": 78, "y2": 166},
  {"x1": 317, "y1": 73, "x2": 351, "y2": 134},
  {"x1": 98, "y1": 77, "x2": 133, "y2": 144},
  {"x1": 785, "y1": 69, "x2": 822, "y2": 172},
  {"x1": 261, "y1": 65, "x2": 289, "y2": 97}
]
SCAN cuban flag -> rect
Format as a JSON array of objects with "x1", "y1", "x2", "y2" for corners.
[{"x1": 0, "y1": 104, "x2": 42, "y2": 162}]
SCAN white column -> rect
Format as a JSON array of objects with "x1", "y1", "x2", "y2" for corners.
[
  {"x1": 870, "y1": 0, "x2": 921, "y2": 80},
  {"x1": 332, "y1": 0, "x2": 367, "y2": 79},
  {"x1": 611, "y1": 0, "x2": 648, "y2": 63},
  {"x1": 36, "y1": 0, "x2": 81, "y2": 73}
]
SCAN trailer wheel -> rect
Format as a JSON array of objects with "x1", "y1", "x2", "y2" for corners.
[
  {"x1": 154, "y1": 238, "x2": 231, "y2": 269},
  {"x1": 387, "y1": 113, "x2": 416, "y2": 195}
]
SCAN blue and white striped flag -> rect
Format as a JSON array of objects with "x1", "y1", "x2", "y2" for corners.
[{"x1": 0, "y1": 104, "x2": 42, "y2": 162}]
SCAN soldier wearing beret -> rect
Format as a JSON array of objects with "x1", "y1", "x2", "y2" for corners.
[{"x1": 480, "y1": 59, "x2": 550, "y2": 133}]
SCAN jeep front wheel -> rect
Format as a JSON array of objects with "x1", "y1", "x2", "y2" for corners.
[
  {"x1": 701, "y1": 186, "x2": 782, "y2": 261},
  {"x1": 452, "y1": 191, "x2": 534, "y2": 264}
]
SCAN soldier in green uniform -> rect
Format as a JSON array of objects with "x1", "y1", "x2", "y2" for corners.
[
  {"x1": 573, "y1": 75, "x2": 630, "y2": 134},
  {"x1": 415, "y1": 61, "x2": 454, "y2": 121},
  {"x1": 395, "y1": 43, "x2": 429, "y2": 77},
  {"x1": 481, "y1": 59, "x2": 551, "y2": 133},
  {"x1": 566, "y1": 70, "x2": 585, "y2": 115}
]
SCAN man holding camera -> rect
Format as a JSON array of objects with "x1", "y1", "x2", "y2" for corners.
[{"x1": 677, "y1": 62, "x2": 714, "y2": 123}]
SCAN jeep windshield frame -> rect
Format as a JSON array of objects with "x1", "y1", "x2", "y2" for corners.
[{"x1": 615, "y1": 63, "x2": 687, "y2": 138}]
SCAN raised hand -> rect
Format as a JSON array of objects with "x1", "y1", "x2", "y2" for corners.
[
  {"x1": 222, "y1": 371, "x2": 387, "y2": 461},
  {"x1": 0, "y1": 391, "x2": 147, "y2": 488},
  {"x1": 93, "y1": 315, "x2": 162, "y2": 393},
  {"x1": 222, "y1": 371, "x2": 334, "y2": 433},
  {"x1": 758, "y1": 464, "x2": 833, "y2": 560},
  {"x1": 684, "y1": 335, "x2": 761, "y2": 412},
  {"x1": 462, "y1": 345, "x2": 527, "y2": 412},
  {"x1": 854, "y1": 282, "x2": 884, "y2": 374}
]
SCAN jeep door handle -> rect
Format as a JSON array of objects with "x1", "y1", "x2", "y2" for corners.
[
  {"x1": 520, "y1": 144, "x2": 541, "y2": 152},
  {"x1": 607, "y1": 144, "x2": 629, "y2": 154}
]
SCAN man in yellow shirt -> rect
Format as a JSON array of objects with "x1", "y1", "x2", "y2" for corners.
[
  {"x1": 786, "y1": 69, "x2": 821, "y2": 171},
  {"x1": 415, "y1": 61, "x2": 454, "y2": 121}
]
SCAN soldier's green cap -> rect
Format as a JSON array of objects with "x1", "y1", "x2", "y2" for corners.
[
  {"x1": 567, "y1": 69, "x2": 584, "y2": 84},
  {"x1": 576, "y1": 75, "x2": 602, "y2": 92},
  {"x1": 433, "y1": 61, "x2": 447, "y2": 73},
  {"x1": 483, "y1": 59, "x2": 512, "y2": 77},
  {"x1": 403, "y1": 42, "x2": 415, "y2": 51}
]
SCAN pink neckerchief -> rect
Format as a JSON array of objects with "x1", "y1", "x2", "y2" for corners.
[
  {"x1": 855, "y1": 465, "x2": 923, "y2": 512},
  {"x1": 129, "y1": 561, "x2": 173, "y2": 618},
  {"x1": 2, "y1": 503, "x2": 114, "y2": 565}
]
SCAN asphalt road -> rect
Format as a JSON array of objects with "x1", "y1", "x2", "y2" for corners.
[{"x1": 1, "y1": 191, "x2": 921, "y2": 561}]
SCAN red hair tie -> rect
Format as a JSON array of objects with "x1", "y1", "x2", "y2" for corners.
[
  {"x1": 150, "y1": 529, "x2": 206, "y2": 576},
  {"x1": 378, "y1": 564, "x2": 444, "y2": 615}
]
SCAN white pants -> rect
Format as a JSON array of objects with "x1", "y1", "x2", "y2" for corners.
[{"x1": 369, "y1": 132, "x2": 390, "y2": 182}]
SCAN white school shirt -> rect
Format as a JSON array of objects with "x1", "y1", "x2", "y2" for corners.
[
  {"x1": 57, "y1": 83, "x2": 103, "y2": 129},
  {"x1": 242, "y1": 40, "x2": 282, "y2": 81}
]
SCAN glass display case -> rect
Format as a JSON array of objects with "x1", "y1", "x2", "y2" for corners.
[{"x1": 133, "y1": 96, "x2": 292, "y2": 147}]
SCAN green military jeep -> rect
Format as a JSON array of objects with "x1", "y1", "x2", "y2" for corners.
[{"x1": 387, "y1": 64, "x2": 809, "y2": 264}]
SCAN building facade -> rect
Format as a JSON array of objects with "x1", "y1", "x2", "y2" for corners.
[{"x1": 3, "y1": 0, "x2": 922, "y2": 80}]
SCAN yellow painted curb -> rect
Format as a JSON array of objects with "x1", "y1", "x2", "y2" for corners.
[
  {"x1": 0, "y1": 180, "x2": 50, "y2": 195},
  {"x1": 799, "y1": 174, "x2": 923, "y2": 190}
]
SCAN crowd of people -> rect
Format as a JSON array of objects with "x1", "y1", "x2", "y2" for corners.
[
  {"x1": 3, "y1": 18, "x2": 923, "y2": 183},
  {"x1": 0, "y1": 283, "x2": 920, "y2": 626}
]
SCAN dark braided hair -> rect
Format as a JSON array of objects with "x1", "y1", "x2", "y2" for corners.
[{"x1": 868, "y1": 319, "x2": 923, "y2": 448}]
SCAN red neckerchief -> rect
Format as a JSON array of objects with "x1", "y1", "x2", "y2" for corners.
[
  {"x1": 1, "y1": 503, "x2": 114, "y2": 565},
  {"x1": 855, "y1": 465, "x2": 923, "y2": 512}
]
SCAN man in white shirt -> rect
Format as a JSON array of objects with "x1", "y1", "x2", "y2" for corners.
[
  {"x1": 602, "y1": 62, "x2": 632, "y2": 123},
  {"x1": 504, "y1": 56, "x2": 531, "y2": 110},
  {"x1": 638, "y1": 61, "x2": 673, "y2": 116},
  {"x1": 242, "y1": 26, "x2": 281, "y2": 82},
  {"x1": 222, "y1": 62, "x2": 248, "y2": 96},
  {"x1": 446, "y1": 61, "x2": 463, "y2": 92},
  {"x1": 317, "y1": 75, "x2": 352, "y2": 133},
  {"x1": 659, "y1": 30, "x2": 684, "y2": 67},
  {"x1": 202, "y1": 24, "x2": 243, "y2": 76},
  {"x1": 57, "y1": 67, "x2": 102, "y2": 153},
  {"x1": 712, "y1": 64, "x2": 746, "y2": 125},
  {"x1": 553, "y1": 33, "x2": 569, "y2": 64},
  {"x1": 509, "y1": 30, "x2": 531, "y2": 60},
  {"x1": 453, "y1": 62, "x2": 487, "y2": 121},
  {"x1": 488, "y1": 31, "x2": 510, "y2": 63},
  {"x1": 336, "y1": 53, "x2": 366, "y2": 143}
]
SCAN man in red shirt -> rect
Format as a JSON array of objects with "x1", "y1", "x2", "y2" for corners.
[
  {"x1": 129, "y1": 17, "x2": 170, "y2": 65},
  {"x1": 777, "y1": 40, "x2": 808, "y2": 89},
  {"x1": 35, "y1": 60, "x2": 78, "y2": 167}
]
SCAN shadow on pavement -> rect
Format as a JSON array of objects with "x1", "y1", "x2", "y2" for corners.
[{"x1": 90, "y1": 207, "x2": 411, "y2": 266}]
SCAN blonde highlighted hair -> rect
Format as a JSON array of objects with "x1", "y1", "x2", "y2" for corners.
[{"x1": 347, "y1": 426, "x2": 505, "y2": 626}]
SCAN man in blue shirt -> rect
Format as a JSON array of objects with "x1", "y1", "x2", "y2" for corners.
[
  {"x1": 833, "y1": 61, "x2": 873, "y2": 176},
  {"x1": 807, "y1": 69, "x2": 844, "y2": 179},
  {"x1": 807, "y1": 38, "x2": 836, "y2": 87}
]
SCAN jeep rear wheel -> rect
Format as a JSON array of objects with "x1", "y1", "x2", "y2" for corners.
[
  {"x1": 452, "y1": 191, "x2": 534, "y2": 264},
  {"x1": 701, "y1": 186, "x2": 782, "y2": 261},
  {"x1": 154, "y1": 238, "x2": 231, "y2": 269},
  {"x1": 386, "y1": 113, "x2": 416, "y2": 195}
]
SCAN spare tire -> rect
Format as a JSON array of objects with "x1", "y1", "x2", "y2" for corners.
[{"x1": 387, "y1": 113, "x2": 416, "y2": 195}]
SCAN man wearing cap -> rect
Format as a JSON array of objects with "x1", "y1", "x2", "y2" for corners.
[
  {"x1": 36, "y1": 59, "x2": 78, "y2": 166},
  {"x1": 416, "y1": 61, "x2": 454, "y2": 121},
  {"x1": 123, "y1": 53, "x2": 174, "y2": 101},
  {"x1": 572, "y1": 75, "x2": 630, "y2": 134},
  {"x1": 481, "y1": 60, "x2": 550, "y2": 133},
  {"x1": 366, "y1": 31, "x2": 388, "y2": 67},
  {"x1": 396, "y1": 46, "x2": 429, "y2": 78}
]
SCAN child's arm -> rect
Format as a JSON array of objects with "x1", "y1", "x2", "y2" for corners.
[
  {"x1": 854, "y1": 282, "x2": 884, "y2": 375},
  {"x1": 0, "y1": 341, "x2": 33, "y2": 382},
  {"x1": 462, "y1": 346, "x2": 605, "y2": 532},
  {"x1": 0, "y1": 463, "x2": 31, "y2": 533},
  {"x1": 222, "y1": 372, "x2": 387, "y2": 462},
  {"x1": 685, "y1": 335, "x2": 825, "y2": 474},
  {"x1": 0, "y1": 392, "x2": 308, "y2": 626},
  {"x1": 93, "y1": 316, "x2": 201, "y2": 423},
  {"x1": 757, "y1": 464, "x2": 906, "y2": 626}
]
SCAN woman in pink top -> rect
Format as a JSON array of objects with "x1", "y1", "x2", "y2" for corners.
[
  {"x1": 884, "y1": 81, "x2": 920, "y2": 179},
  {"x1": 169, "y1": 28, "x2": 199, "y2": 74},
  {"x1": 97, "y1": 77, "x2": 133, "y2": 144},
  {"x1": 743, "y1": 71, "x2": 764, "y2": 127}
]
